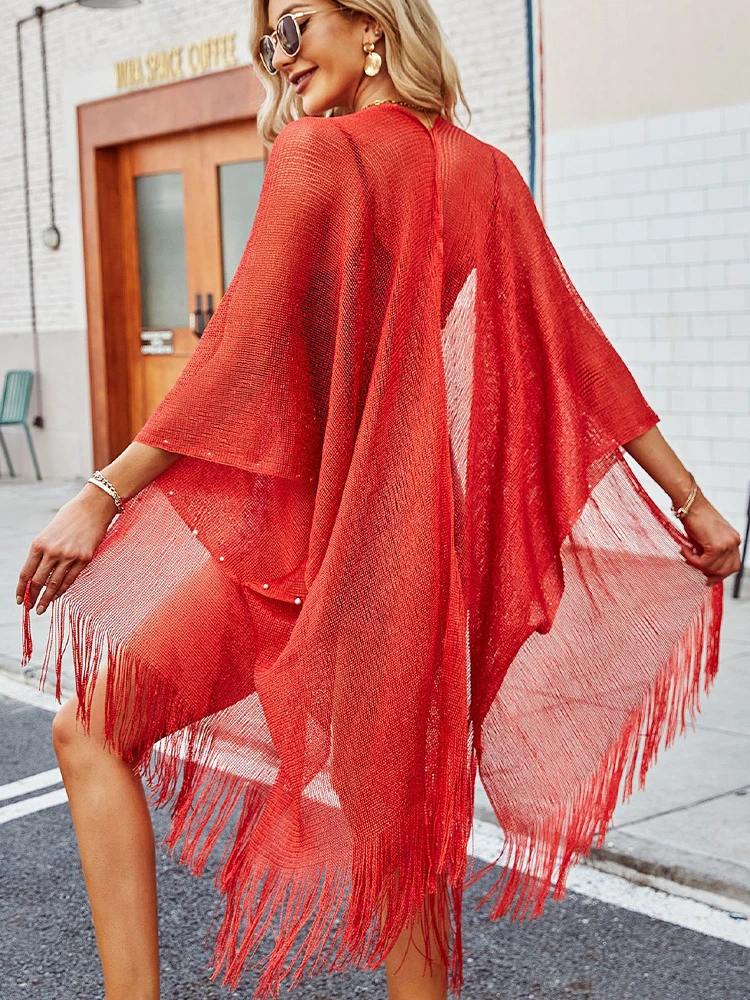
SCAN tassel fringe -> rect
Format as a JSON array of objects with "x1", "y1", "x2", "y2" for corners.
[
  {"x1": 466, "y1": 577, "x2": 723, "y2": 921},
  {"x1": 19, "y1": 476, "x2": 724, "y2": 995},
  {"x1": 21, "y1": 586, "x2": 474, "y2": 999}
]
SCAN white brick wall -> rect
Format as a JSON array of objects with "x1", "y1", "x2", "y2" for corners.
[
  {"x1": 544, "y1": 102, "x2": 750, "y2": 537},
  {"x1": 0, "y1": 0, "x2": 531, "y2": 480}
]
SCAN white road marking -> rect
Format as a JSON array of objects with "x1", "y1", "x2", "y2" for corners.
[
  {"x1": 469, "y1": 818, "x2": 750, "y2": 949},
  {"x1": 0, "y1": 767, "x2": 62, "y2": 802},
  {"x1": 0, "y1": 674, "x2": 68, "y2": 824},
  {"x1": 0, "y1": 787, "x2": 68, "y2": 825}
]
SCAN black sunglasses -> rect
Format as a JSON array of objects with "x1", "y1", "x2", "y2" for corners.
[{"x1": 259, "y1": 8, "x2": 342, "y2": 75}]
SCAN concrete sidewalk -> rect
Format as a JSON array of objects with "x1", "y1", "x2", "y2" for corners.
[{"x1": 2, "y1": 476, "x2": 749, "y2": 912}]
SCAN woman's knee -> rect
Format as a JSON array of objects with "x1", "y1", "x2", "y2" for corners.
[{"x1": 51, "y1": 698, "x2": 97, "y2": 765}]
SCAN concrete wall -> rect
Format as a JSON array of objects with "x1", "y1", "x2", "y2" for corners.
[{"x1": 544, "y1": 0, "x2": 750, "y2": 131}]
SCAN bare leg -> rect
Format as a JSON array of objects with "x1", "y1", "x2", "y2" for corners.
[
  {"x1": 52, "y1": 674, "x2": 160, "y2": 1000},
  {"x1": 382, "y1": 877, "x2": 450, "y2": 1000}
]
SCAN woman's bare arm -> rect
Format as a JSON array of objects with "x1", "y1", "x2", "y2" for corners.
[
  {"x1": 623, "y1": 425, "x2": 742, "y2": 585},
  {"x1": 16, "y1": 442, "x2": 181, "y2": 613},
  {"x1": 94, "y1": 441, "x2": 182, "y2": 503},
  {"x1": 622, "y1": 425, "x2": 697, "y2": 509}
]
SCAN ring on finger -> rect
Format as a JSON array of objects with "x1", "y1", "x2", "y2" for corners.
[{"x1": 37, "y1": 564, "x2": 64, "y2": 610}]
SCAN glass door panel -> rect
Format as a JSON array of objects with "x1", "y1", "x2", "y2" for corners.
[
  {"x1": 134, "y1": 172, "x2": 189, "y2": 329},
  {"x1": 218, "y1": 160, "x2": 265, "y2": 291}
]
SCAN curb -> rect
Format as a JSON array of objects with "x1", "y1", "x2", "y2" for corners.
[
  {"x1": 459, "y1": 784, "x2": 750, "y2": 917},
  {"x1": 587, "y1": 830, "x2": 750, "y2": 910},
  {"x1": 0, "y1": 652, "x2": 70, "y2": 701}
]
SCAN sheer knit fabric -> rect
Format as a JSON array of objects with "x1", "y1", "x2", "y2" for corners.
[{"x1": 22, "y1": 103, "x2": 722, "y2": 999}]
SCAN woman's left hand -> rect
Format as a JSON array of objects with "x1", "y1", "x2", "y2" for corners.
[{"x1": 678, "y1": 491, "x2": 742, "y2": 586}]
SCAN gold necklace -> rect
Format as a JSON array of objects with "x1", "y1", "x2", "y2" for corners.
[{"x1": 358, "y1": 98, "x2": 437, "y2": 129}]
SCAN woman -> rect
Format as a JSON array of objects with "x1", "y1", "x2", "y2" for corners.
[{"x1": 16, "y1": 2, "x2": 741, "y2": 999}]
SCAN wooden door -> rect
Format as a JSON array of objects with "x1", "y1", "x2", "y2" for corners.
[{"x1": 118, "y1": 122, "x2": 265, "y2": 438}]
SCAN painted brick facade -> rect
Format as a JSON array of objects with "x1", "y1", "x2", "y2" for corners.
[{"x1": 544, "y1": 103, "x2": 750, "y2": 532}]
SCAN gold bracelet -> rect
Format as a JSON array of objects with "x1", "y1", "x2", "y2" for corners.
[
  {"x1": 87, "y1": 470, "x2": 125, "y2": 514},
  {"x1": 670, "y1": 471, "x2": 698, "y2": 520}
]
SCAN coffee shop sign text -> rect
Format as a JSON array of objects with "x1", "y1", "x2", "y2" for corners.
[{"x1": 115, "y1": 34, "x2": 238, "y2": 90}]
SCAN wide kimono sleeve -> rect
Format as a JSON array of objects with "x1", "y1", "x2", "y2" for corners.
[
  {"x1": 494, "y1": 149, "x2": 660, "y2": 455},
  {"x1": 466, "y1": 147, "x2": 722, "y2": 929},
  {"x1": 468, "y1": 148, "x2": 666, "y2": 695},
  {"x1": 134, "y1": 116, "x2": 356, "y2": 479}
]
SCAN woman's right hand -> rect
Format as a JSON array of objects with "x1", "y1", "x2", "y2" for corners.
[{"x1": 16, "y1": 483, "x2": 119, "y2": 615}]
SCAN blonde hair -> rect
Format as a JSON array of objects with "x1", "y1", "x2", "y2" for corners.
[{"x1": 249, "y1": 0, "x2": 472, "y2": 147}]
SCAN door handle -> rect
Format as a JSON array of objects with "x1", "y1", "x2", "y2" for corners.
[
  {"x1": 190, "y1": 293, "x2": 205, "y2": 338},
  {"x1": 190, "y1": 294, "x2": 215, "y2": 339}
]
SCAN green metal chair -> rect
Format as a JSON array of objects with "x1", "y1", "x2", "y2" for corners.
[{"x1": 0, "y1": 369, "x2": 42, "y2": 480}]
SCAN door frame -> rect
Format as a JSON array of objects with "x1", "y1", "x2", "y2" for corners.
[{"x1": 78, "y1": 65, "x2": 265, "y2": 467}]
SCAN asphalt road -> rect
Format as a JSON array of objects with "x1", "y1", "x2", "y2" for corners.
[{"x1": 1, "y1": 689, "x2": 748, "y2": 1000}]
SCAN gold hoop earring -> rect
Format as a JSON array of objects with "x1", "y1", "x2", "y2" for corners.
[{"x1": 363, "y1": 40, "x2": 382, "y2": 77}]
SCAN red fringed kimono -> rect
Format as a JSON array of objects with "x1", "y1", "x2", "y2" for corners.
[{"x1": 22, "y1": 103, "x2": 722, "y2": 998}]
